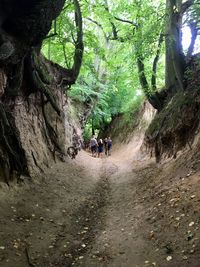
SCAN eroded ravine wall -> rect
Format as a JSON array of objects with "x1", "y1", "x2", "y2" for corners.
[
  {"x1": 101, "y1": 101, "x2": 155, "y2": 152},
  {"x1": 0, "y1": 66, "x2": 82, "y2": 181}
]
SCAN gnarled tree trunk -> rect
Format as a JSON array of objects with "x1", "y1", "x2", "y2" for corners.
[{"x1": 0, "y1": 0, "x2": 82, "y2": 183}]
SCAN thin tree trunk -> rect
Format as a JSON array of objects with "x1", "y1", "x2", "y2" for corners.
[
  {"x1": 165, "y1": 0, "x2": 185, "y2": 91},
  {"x1": 92, "y1": 119, "x2": 95, "y2": 136}
]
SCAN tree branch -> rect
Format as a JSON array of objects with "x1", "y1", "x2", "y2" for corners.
[
  {"x1": 62, "y1": 43, "x2": 71, "y2": 69},
  {"x1": 110, "y1": 20, "x2": 118, "y2": 40},
  {"x1": 103, "y1": 0, "x2": 121, "y2": 41},
  {"x1": 137, "y1": 57, "x2": 150, "y2": 96},
  {"x1": 86, "y1": 18, "x2": 108, "y2": 40},
  {"x1": 44, "y1": 33, "x2": 57, "y2": 40},
  {"x1": 114, "y1": 16, "x2": 137, "y2": 27},
  {"x1": 181, "y1": 0, "x2": 194, "y2": 14}
]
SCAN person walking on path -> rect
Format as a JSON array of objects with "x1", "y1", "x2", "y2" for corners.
[
  {"x1": 104, "y1": 138, "x2": 108, "y2": 156},
  {"x1": 107, "y1": 137, "x2": 112, "y2": 156},
  {"x1": 90, "y1": 135, "x2": 98, "y2": 157},
  {"x1": 98, "y1": 139, "x2": 104, "y2": 158}
]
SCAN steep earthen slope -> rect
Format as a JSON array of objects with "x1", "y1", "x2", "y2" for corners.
[
  {"x1": 0, "y1": 61, "x2": 82, "y2": 181},
  {"x1": 144, "y1": 55, "x2": 200, "y2": 162},
  {"x1": 101, "y1": 101, "x2": 155, "y2": 153}
]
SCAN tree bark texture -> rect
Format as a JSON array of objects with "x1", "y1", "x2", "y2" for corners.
[
  {"x1": 0, "y1": 0, "x2": 80, "y2": 183},
  {"x1": 165, "y1": 0, "x2": 186, "y2": 91}
]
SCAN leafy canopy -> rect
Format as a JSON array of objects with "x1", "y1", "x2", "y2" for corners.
[{"x1": 43, "y1": 0, "x2": 191, "y2": 137}]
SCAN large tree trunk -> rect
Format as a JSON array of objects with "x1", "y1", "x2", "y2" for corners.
[
  {"x1": 165, "y1": 0, "x2": 186, "y2": 91},
  {"x1": 0, "y1": 0, "x2": 80, "y2": 183}
]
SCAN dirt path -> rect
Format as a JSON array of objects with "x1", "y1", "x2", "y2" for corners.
[
  {"x1": 1, "y1": 148, "x2": 200, "y2": 267},
  {"x1": 78, "y1": 157, "x2": 152, "y2": 267}
]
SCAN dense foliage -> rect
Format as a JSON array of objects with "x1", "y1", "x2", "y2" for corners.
[{"x1": 42, "y1": 0, "x2": 200, "y2": 138}]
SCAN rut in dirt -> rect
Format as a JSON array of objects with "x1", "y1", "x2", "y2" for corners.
[{"x1": 52, "y1": 160, "x2": 117, "y2": 267}]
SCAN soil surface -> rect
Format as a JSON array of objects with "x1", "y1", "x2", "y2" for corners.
[{"x1": 0, "y1": 143, "x2": 200, "y2": 267}]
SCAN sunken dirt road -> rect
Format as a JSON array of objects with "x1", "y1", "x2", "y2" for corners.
[{"x1": 1, "y1": 147, "x2": 200, "y2": 267}]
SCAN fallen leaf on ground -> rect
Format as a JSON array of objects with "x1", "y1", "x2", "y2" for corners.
[
  {"x1": 166, "y1": 256, "x2": 172, "y2": 261},
  {"x1": 189, "y1": 222, "x2": 195, "y2": 227}
]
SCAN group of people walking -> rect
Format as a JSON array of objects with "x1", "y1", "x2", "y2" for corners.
[{"x1": 90, "y1": 136, "x2": 112, "y2": 158}]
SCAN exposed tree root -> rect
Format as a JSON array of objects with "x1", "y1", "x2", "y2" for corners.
[
  {"x1": 29, "y1": 51, "x2": 61, "y2": 116},
  {"x1": 41, "y1": 94, "x2": 64, "y2": 157}
]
